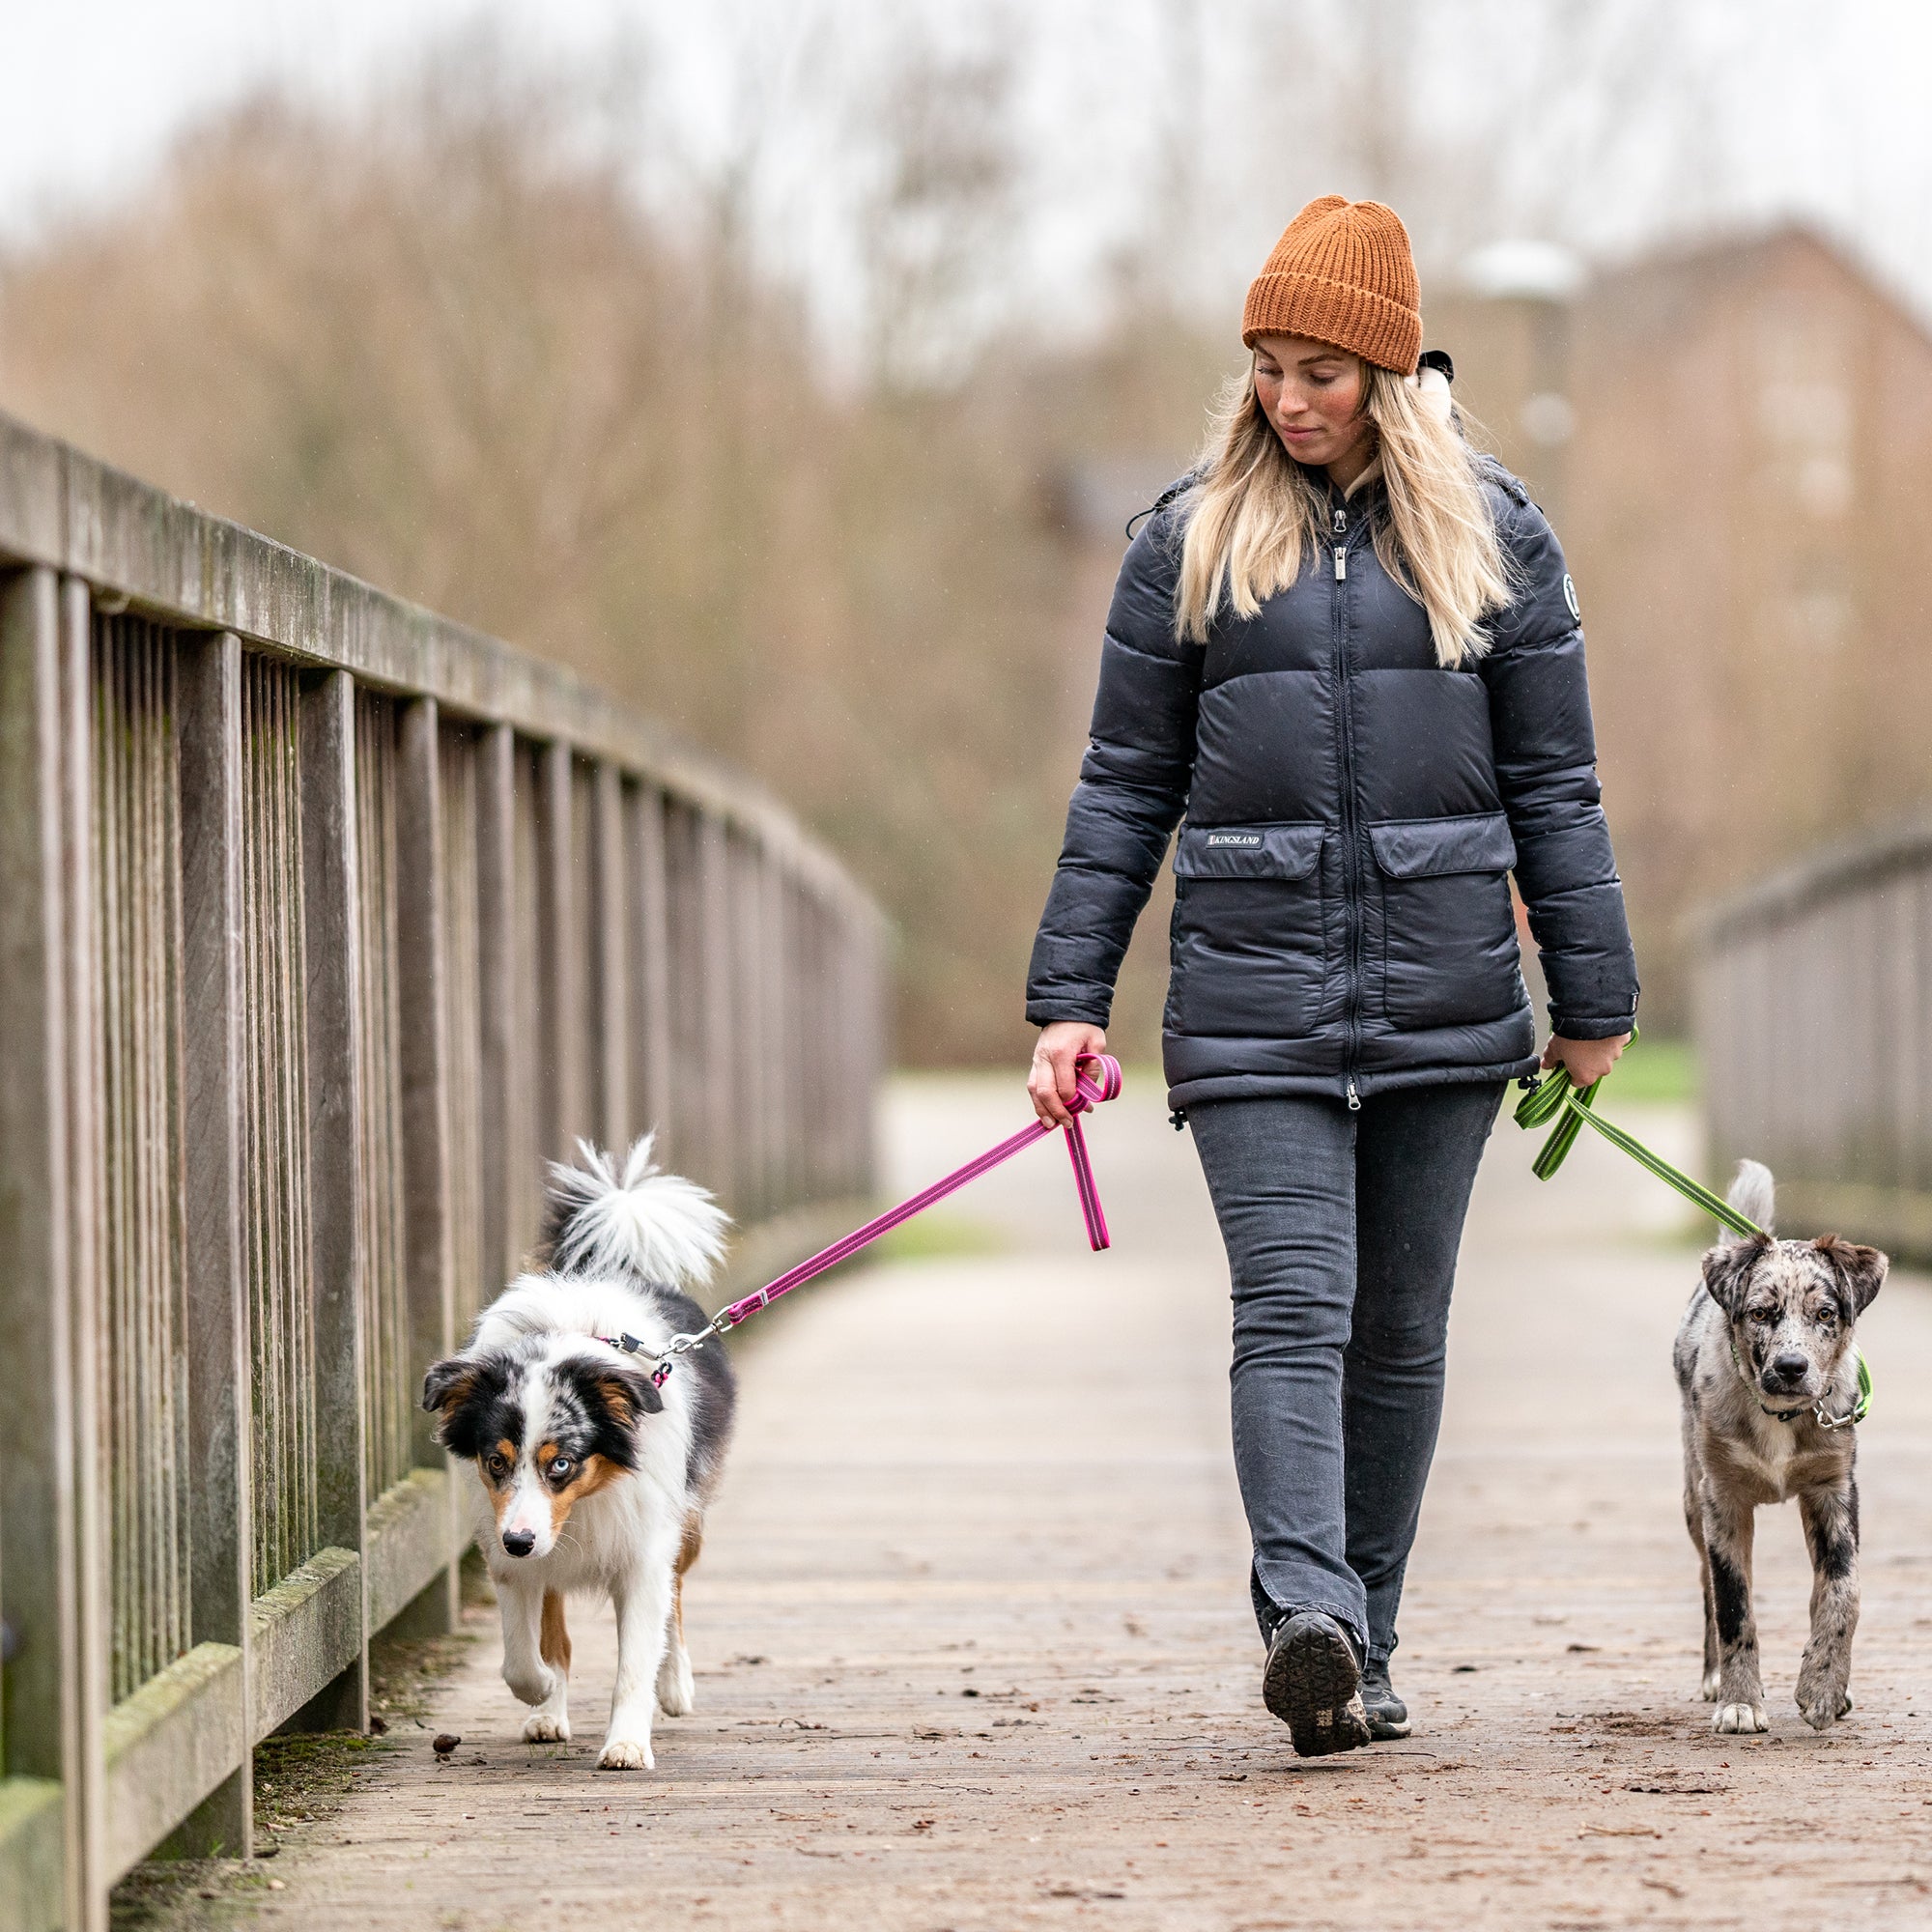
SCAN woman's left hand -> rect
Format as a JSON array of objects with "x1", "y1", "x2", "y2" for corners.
[{"x1": 1540, "y1": 1032, "x2": 1632, "y2": 1088}]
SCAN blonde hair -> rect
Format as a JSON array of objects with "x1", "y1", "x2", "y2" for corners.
[{"x1": 1174, "y1": 360, "x2": 1510, "y2": 668}]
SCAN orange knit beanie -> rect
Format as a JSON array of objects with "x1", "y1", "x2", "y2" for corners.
[{"x1": 1241, "y1": 195, "x2": 1422, "y2": 375}]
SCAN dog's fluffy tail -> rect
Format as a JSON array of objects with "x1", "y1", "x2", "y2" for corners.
[
  {"x1": 541, "y1": 1135, "x2": 729, "y2": 1289},
  {"x1": 1725, "y1": 1158, "x2": 1776, "y2": 1240}
]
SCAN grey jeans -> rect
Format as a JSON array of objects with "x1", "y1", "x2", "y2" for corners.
[{"x1": 1188, "y1": 1080, "x2": 1505, "y2": 1666}]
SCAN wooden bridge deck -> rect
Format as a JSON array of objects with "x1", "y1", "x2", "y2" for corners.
[{"x1": 226, "y1": 1075, "x2": 1932, "y2": 1930}]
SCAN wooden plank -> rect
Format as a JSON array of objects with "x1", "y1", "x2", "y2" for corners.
[
  {"x1": 536, "y1": 742, "x2": 583, "y2": 1160},
  {"x1": 101, "y1": 1644, "x2": 244, "y2": 1877},
  {"x1": 474, "y1": 725, "x2": 516, "y2": 1288},
  {"x1": 173, "y1": 631, "x2": 253, "y2": 1859},
  {"x1": 631, "y1": 785, "x2": 672, "y2": 1156},
  {"x1": 395, "y1": 700, "x2": 459, "y2": 1635},
  {"x1": 0, "y1": 565, "x2": 86, "y2": 1926},
  {"x1": 297, "y1": 669, "x2": 368, "y2": 1731},
  {"x1": 698, "y1": 812, "x2": 733, "y2": 1202},
  {"x1": 58, "y1": 576, "x2": 109, "y2": 1925},
  {"x1": 594, "y1": 763, "x2": 630, "y2": 1151},
  {"x1": 247, "y1": 1548, "x2": 361, "y2": 1740},
  {"x1": 363, "y1": 1469, "x2": 463, "y2": 1634}
]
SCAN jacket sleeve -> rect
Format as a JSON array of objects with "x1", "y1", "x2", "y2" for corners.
[
  {"x1": 1025, "y1": 510, "x2": 1200, "y2": 1028},
  {"x1": 1479, "y1": 494, "x2": 1640, "y2": 1040}
]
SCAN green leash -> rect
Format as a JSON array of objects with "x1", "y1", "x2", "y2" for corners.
[
  {"x1": 1515, "y1": 1028, "x2": 1871, "y2": 1427},
  {"x1": 1512, "y1": 1028, "x2": 1765, "y2": 1238}
]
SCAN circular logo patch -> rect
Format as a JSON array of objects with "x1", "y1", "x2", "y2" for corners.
[{"x1": 1563, "y1": 573, "x2": 1580, "y2": 620}]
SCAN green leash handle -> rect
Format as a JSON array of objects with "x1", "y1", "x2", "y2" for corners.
[
  {"x1": 1513, "y1": 1028, "x2": 1767, "y2": 1241},
  {"x1": 1516, "y1": 1033, "x2": 1870, "y2": 1424}
]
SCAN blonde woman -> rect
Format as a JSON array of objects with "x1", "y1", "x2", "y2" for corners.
[{"x1": 1025, "y1": 197, "x2": 1636, "y2": 1756}]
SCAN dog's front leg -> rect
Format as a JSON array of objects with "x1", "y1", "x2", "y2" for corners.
[
  {"x1": 1702, "y1": 1491, "x2": 1767, "y2": 1733},
  {"x1": 1796, "y1": 1478, "x2": 1860, "y2": 1731},
  {"x1": 598, "y1": 1551, "x2": 675, "y2": 1771},
  {"x1": 497, "y1": 1577, "x2": 555, "y2": 1709}
]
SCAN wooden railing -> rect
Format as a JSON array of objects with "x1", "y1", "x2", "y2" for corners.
[
  {"x1": 1698, "y1": 814, "x2": 1932, "y2": 1259},
  {"x1": 0, "y1": 411, "x2": 886, "y2": 1932}
]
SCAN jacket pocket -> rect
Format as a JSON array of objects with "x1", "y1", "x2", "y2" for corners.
[
  {"x1": 1168, "y1": 823, "x2": 1330, "y2": 1037},
  {"x1": 1368, "y1": 812, "x2": 1522, "y2": 1031}
]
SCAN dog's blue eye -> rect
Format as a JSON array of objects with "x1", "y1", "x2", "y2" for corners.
[{"x1": 551, "y1": 1459, "x2": 572, "y2": 1480}]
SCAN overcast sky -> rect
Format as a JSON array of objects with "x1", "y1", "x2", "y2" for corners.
[{"x1": 6, "y1": 0, "x2": 1931, "y2": 337}]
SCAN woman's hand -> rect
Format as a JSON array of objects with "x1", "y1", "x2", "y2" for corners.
[
  {"x1": 1029, "y1": 1021, "x2": 1108, "y2": 1127},
  {"x1": 1540, "y1": 1032, "x2": 1632, "y2": 1089}
]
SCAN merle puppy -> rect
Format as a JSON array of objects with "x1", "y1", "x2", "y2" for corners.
[{"x1": 1674, "y1": 1159, "x2": 1885, "y2": 1735}]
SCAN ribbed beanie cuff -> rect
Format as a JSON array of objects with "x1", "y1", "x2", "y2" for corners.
[{"x1": 1241, "y1": 196, "x2": 1422, "y2": 375}]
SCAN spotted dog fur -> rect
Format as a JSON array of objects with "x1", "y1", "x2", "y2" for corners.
[{"x1": 1673, "y1": 1160, "x2": 1886, "y2": 1735}]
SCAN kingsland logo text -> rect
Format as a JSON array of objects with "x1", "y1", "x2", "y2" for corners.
[{"x1": 1206, "y1": 833, "x2": 1264, "y2": 847}]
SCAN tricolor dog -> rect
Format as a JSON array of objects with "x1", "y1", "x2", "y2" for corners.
[
  {"x1": 1674, "y1": 1160, "x2": 1885, "y2": 1735},
  {"x1": 422, "y1": 1139, "x2": 735, "y2": 1770}
]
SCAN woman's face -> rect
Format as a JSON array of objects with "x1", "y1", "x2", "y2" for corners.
[{"x1": 1252, "y1": 333, "x2": 1373, "y2": 477}]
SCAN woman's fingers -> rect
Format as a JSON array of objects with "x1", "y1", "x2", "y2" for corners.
[{"x1": 1028, "y1": 1022, "x2": 1104, "y2": 1127}]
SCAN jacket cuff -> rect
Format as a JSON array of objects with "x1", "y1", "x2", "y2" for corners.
[
  {"x1": 1548, "y1": 1011, "x2": 1637, "y2": 1041},
  {"x1": 1026, "y1": 1000, "x2": 1113, "y2": 1029}
]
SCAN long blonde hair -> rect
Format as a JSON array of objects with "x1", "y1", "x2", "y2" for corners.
[{"x1": 1174, "y1": 360, "x2": 1510, "y2": 668}]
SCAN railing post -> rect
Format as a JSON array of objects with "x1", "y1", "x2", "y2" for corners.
[
  {"x1": 593, "y1": 763, "x2": 631, "y2": 1152},
  {"x1": 58, "y1": 578, "x2": 108, "y2": 1925},
  {"x1": 0, "y1": 567, "x2": 90, "y2": 1932},
  {"x1": 698, "y1": 812, "x2": 733, "y2": 1203},
  {"x1": 173, "y1": 631, "x2": 252, "y2": 1856},
  {"x1": 296, "y1": 669, "x2": 368, "y2": 1729},
  {"x1": 632, "y1": 786, "x2": 672, "y2": 1158},
  {"x1": 475, "y1": 724, "x2": 517, "y2": 1287},
  {"x1": 536, "y1": 742, "x2": 583, "y2": 1161},
  {"x1": 396, "y1": 699, "x2": 460, "y2": 1634}
]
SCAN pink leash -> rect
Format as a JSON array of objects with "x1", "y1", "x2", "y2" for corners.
[{"x1": 631, "y1": 1054, "x2": 1123, "y2": 1384}]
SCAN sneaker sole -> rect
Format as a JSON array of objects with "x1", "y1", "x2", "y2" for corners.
[
  {"x1": 1364, "y1": 1707, "x2": 1410, "y2": 1741},
  {"x1": 1264, "y1": 1616, "x2": 1372, "y2": 1758}
]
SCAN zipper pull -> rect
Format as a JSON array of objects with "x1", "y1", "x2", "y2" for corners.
[
  {"x1": 1334, "y1": 548, "x2": 1348, "y2": 581},
  {"x1": 1333, "y1": 506, "x2": 1347, "y2": 533},
  {"x1": 1347, "y1": 1080, "x2": 1361, "y2": 1112}
]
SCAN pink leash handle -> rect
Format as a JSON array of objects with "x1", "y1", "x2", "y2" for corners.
[{"x1": 713, "y1": 1053, "x2": 1122, "y2": 1336}]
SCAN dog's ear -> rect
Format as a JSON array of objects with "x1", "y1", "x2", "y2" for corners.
[
  {"x1": 583, "y1": 1363, "x2": 665, "y2": 1425},
  {"x1": 1701, "y1": 1234, "x2": 1769, "y2": 1315},
  {"x1": 1815, "y1": 1234, "x2": 1887, "y2": 1317},
  {"x1": 422, "y1": 1355, "x2": 478, "y2": 1416}
]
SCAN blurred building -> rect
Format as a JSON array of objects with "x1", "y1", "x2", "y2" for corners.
[{"x1": 1436, "y1": 227, "x2": 1932, "y2": 1031}]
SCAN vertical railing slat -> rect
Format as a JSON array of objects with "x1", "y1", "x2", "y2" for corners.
[
  {"x1": 396, "y1": 699, "x2": 459, "y2": 1633},
  {"x1": 475, "y1": 724, "x2": 517, "y2": 1288},
  {"x1": 173, "y1": 631, "x2": 252, "y2": 1859},
  {"x1": 297, "y1": 669, "x2": 368, "y2": 1729},
  {"x1": 594, "y1": 763, "x2": 631, "y2": 1152}
]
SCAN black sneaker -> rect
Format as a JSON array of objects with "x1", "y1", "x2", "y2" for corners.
[
  {"x1": 1262, "y1": 1611, "x2": 1371, "y2": 1757},
  {"x1": 1360, "y1": 1662, "x2": 1410, "y2": 1740}
]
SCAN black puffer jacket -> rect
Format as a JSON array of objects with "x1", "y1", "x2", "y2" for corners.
[{"x1": 1025, "y1": 462, "x2": 1638, "y2": 1109}]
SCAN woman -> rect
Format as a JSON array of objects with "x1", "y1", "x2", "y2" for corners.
[{"x1": 1024, "y1": 196, "x2": 1637, "y2": 1758}]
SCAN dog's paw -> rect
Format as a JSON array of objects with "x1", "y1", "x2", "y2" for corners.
[
  {"x1": 503, "y1": 1663, "x2": 556, "y2": 1707},
  {"x1": 1839, "y1": 1690, "x2": 1855, "y2": 1716},
  {"x1": 656, "y1": 1652, "x2": 696, "y2": 1718},
  {"x1": 597, "y1": 1736, "x2": 655, "y2": 1772},
  {"x1": 1712, "y1": 1700, "x2": 1769, "y2": 1734},
  {"x1": 1700, "y1": 1667, "x2": 1721, "y2": 1702},
  {"x1": 523, "y1": 1712, "x2": 571, "y2": 1743}
]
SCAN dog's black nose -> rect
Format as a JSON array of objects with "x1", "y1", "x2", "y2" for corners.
[
  {"x1": 501, "y1": 1527, "x2": 536, "y2": 1557},
  {"x1": 1768, "y1": 1351, "x2": 1810, "y2": 1385}
]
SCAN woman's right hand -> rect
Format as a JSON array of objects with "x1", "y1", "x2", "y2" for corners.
[{"x1": 1029, "y1": 1021, "x2": 1108, "y2": 1128}]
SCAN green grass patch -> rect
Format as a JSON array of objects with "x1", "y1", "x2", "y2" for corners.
[
  {"x1": 874, "y1": 1208, "x2": 1007, "y2": 1263},
  {"x1": 1602, "y1": 1035, "x2": 1698, "y2": 1105}
]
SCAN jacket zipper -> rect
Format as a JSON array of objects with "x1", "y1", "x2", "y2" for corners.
[{"x1": 1331, "y1": 502, "x2": 1362, "y2": 1111}]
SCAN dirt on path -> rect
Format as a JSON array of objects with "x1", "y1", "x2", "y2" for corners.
[{"x1": 239, "y1": 1075, "x2": 1932, "y2": 1930}]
